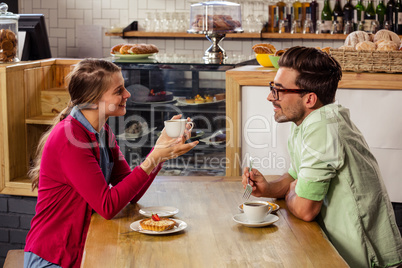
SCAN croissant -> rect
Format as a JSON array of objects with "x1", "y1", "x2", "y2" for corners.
[{"x1": 252, "y1": 43, "x2": 277, "y2": 54}]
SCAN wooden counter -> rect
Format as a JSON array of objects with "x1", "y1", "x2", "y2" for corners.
[
  {"x1": 0, "y1": 59, "x2": 80, "y2": 196},
  {"x1": 225, "y1": 65, "x2": 402, "y2": 176},
  {"x1": 81, "y1": 176, "x2": 347, "y2": 267}
]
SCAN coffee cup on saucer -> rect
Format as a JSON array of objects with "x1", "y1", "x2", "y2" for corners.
[
  {"x1": 164, "y1": 119, "x2": 194, "y2": 138},
  {"x1": 243, "y1": 201, "x2": 273, "y2": 223}
]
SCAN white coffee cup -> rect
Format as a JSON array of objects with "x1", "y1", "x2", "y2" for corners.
[
  {"x1": 164, "y1": 119, "x2": 194, "y2": 138},
  {"x1": 243, "y1": 201, "x2": 272, "y2": 223}
]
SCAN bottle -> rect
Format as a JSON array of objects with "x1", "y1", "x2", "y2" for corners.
[
  {"x1": 303, "y1": 7, "x2": 314, "y2": 33},
  {"x1": 343, "y1": 0, "x2": 354, "y2": 23},
  {"x1": 310, "y1": 0, "x2": 319, "y2": 33},
  {"x1": 386, "y1": 0, "x2": 395, "y2": 30},
  {"x1": 301, "y1": 0, "x2": 310, "y2": 24},
  {"x1": 333, "y1": 0, "x2": 344, "y2": 33},
  {"x1": 376, "y1": 0, "x2": 386, "y2": 28},
  {"x1": 293, "y1": 0, "x2": 302, "y2": 21},
  {"x1": 268, "y1": 2, "x2": 279, "y2": 32},
  {"x1": 277, "y1": 0, "x2": 287, "y2": 20},
  {"x1": 321, "y1": 0, "x2": 333, "y2": 33},
  {"x1": 287, "y1": 6, "x2": 294, "y2": 32},
  {"x1": 396, "y1": 0, "x2": 402, "y2": 34},
  {"x1": 364, "y1": 0, "x2": 377, "y2": 32},
  {"x1": 354, "y1": 0, "x2": 365, "y2": 30}
]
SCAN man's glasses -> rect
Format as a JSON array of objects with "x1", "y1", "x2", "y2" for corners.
[{"x1": 269, "y1": 81, "x2": 313, "y2": 100}]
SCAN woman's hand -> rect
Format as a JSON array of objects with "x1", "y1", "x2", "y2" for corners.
[{"x1": 140, "y1": 114, "x2": 198, "y2": 174}]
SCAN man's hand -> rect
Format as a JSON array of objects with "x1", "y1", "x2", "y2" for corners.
[
  {"x1": 242, "y1": 170, "x2": 294, "y2": 199},
  {"x1": 242, "y1": 167, "x2": 269, "y2": 197}
]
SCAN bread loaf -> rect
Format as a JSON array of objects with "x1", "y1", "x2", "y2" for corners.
[
  {"x1": 344, "y1": 31, "x2": 371, "y2": 48},
  {"x1": 129, "y1": 44, "x2": 159, "y2": 54},
  {"x1": 373, "y1": 29, "x2": 401, "y2": 48},
  {"x1": 376, "y1": 40, "x2": 398, "y2": 51},
  {"x1": 355, "y1": 41, "x2": 376, "y2": 51}
]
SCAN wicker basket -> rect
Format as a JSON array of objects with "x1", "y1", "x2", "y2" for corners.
[{"x1": 330, "y1": 49, "x2": 402, "y2": 73}]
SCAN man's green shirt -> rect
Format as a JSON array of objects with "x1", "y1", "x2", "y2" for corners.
[{"x1": 288, "y1": 103, "x2": 402, "y2": 267}]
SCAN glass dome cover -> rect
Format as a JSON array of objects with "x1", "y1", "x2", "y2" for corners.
[
  {"x1": 0, "y1": 2, "x2": 19, "y2": 62},
  {"x1": 188, "y1": 1, "x2": 243, "y2": 34}
]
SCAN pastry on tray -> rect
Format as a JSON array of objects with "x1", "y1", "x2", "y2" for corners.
[
  {"x1": 110, "y1": 43, "x2": 159, "y2": 55},
  {"x1": 140, "y1": 214, "x2": 176, "y2": 232}
]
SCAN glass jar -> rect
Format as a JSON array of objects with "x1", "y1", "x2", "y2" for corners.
[{"x1": 0, "y1": 2, "x2": 19, "y2": 63}]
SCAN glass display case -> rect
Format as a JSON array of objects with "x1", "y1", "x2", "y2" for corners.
[{"x1": 110, "y1": 54, "x2": 253, "y2": 176}]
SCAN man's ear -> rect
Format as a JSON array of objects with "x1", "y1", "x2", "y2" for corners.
[{"x1": 304, "y1": 92, "x2": 320, "y2": 109}]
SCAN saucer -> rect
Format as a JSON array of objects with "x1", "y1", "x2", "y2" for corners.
[
  {"x1": 139, "y1": 206, "x2": 179, "y2": 217},
  {"x1": 238, "y1": 201, "x2": 280, "y2": 213},
  {"x1": 232, "y1": 213, "x2": 279, "y2": 227}
]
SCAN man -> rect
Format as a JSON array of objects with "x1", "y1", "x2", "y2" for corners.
[{"x1": 242, "y1": 46, "x2": 402, "y2": 268}]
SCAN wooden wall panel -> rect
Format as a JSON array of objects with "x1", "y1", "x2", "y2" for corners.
[{"x1": 6, "y1": 68, "x2": 28, "y2": 182}]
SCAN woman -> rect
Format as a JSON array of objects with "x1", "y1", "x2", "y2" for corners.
[{"x1": 24, "y1": 59, "x2": 198, "y2": 268}]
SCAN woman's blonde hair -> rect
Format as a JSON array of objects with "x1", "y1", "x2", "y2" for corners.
[{"x1": 29, "y1": 59, "x2": 121, "y2": 190}]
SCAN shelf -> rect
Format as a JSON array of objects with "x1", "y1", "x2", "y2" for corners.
[
  {"x1": 26, "y1": 115, "x2": 56, "y2": 125},
  {"x1": 106, "y1": 31, "x2": 351, "y2": 40}
]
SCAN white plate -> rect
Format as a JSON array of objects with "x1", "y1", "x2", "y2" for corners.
[
  {"x1": 116, "y1": 127, "x2": 157, "y2": 140},
  {"x1": 130, "y1": 219, "x2": 187, "y2": 235},
  {"x1": 111, "y1": 53, "x2": 157, "y2": 59},
  {"x1": 232, "y1": 213, "x2": 279, "y2": 227},
  {"x1": 199, "y1": 130, "x2": 226, "y2": 145},
  {"x1": 130, "y1": 97, "x2": 177, "y2": 105},
  {"x1": 238, "y1": 201, "x2": 280, "y2": 213},
  {"x1": 176, "y1": 97, "x2": 225, "y2": 106},
  {"x1": 139, "y1": 206, "x2": 179, "y2": 217}
]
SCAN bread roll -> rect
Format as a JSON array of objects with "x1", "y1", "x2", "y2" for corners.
[
  {"x1": 321, "y1": 47, "x2": 331, "y2": 54},
  {"x1": 344, "y1": 31, "x2": 371, "y2": 48},
  {"x1": 373, "y1": 29, "x2": 401, "y2": 48},
  {"x1": 274, "y1": 49, "x2": 286, "y2": 56},
  {"x1": 110, "y1": 44, "x2": 125, "y2": 54},
  {"x1": 355, "y1": 41, "x2": 376, "y2": 51},
  {"x1": 376, "y1": 40, "x2": 398, "y2": 51},
  {"x1": 119, "y1": 44, "x2": 134, "y2": 54}
]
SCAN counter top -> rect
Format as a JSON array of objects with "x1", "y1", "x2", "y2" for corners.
[
  {"x1": 81, "y1": 176, "x2": 347, "y2": 267},
  {"x1": 226, "y1": 65, "x2": 402, "y2": 90}
]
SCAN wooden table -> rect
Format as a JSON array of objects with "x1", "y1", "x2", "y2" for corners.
[{"x1": 81, "y1": 176, "x2": 348, "y2": 267}]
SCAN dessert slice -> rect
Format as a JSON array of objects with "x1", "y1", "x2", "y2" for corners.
[{"x1": 140, "y1": 215, "x2": 176, "y2": 232}]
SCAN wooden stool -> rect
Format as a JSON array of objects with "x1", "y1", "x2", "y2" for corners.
[{"x1": 3, "y1": 249, "x2": 24, "y2": 268}]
